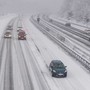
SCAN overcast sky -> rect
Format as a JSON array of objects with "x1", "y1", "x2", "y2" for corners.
[{"x1": 0, "y1": 0, "x2": 64, "y2": 14}]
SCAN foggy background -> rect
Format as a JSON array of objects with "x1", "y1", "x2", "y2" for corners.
[
  {"x1": 0, "y1": 0, "x2": 64, "y2": 14},
  {"x1": 58, "y1": 0, "x2": 90, "y2": 23}
]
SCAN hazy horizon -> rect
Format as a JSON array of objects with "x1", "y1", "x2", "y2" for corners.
[{"x1": 0, "y1": 0, "x2": 64, "y2": 14}]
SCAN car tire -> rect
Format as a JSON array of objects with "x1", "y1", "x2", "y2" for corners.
[
  {"x1": 64, "y1": 73, "x2": 67, "y2": 77},
  {"x1": 52, "y1": 73, "x2": 55, "y2": 77}
]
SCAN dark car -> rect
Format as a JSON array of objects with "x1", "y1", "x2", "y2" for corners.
[
  {"x1": 65, "y1": 23, "x2": 71, "y2": 27},
  {"x1": 49, "y1": 60, "x2": 67, "y2": 77},
  {"x1": 6, "y1": 25, "x2": 13, "y2": 30}
]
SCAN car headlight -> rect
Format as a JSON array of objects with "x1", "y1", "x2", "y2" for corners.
[
  {"x1": 53, "y1": 70, "x2": 56, "y2": 73},
  {"x1": 64, "y1": 70, "x2": 67, "y2": 73}
]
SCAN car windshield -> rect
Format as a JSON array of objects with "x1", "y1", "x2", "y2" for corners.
[
  {"x1": 6, "y1": 32, "x2": 10, "y2": 34},
  {"x1": 53, "y1": 63, "x2": 64, "y2": 69}
]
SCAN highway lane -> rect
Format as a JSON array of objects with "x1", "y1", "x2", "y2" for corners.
[
  {"x1": 20, "y1": 40, "x2": 50, "y2": 90},
  {"x1": 0, "y1": 18, "x2": 17, "y2": 90},
  {"x1": 13, "y1": 40, "x2": 34, "y2": 90},
  {"x1": 0, "y1": 39, "x2": 5, "y2": 70},
  {"x1": 12, "y1": 17, "x2": 50, "y2": 90},
  {"x1": 0, "y1": 18, "x2": 19, "y2": 90},
  {"x1": 0, "y1": 17, "x2": 16, "y2": 62},
  {"x1": 23, "y1": 18, "x2": 90, "y2": 90},
  {"x1": 0, "y1": 39, "x2": 7, "y2": 90},
  {"x1": 0, "y1": 17, "x2": 44, "y2": 90},
  {"x1": 0, "y1": 18, "x2": 16, "y2": 72},
  {"x1": 3, "y1": 39, "x2": 14, "y2": 90},
  {"x1": 13, "y1": 18, "x2": 34, "y2": 90}
]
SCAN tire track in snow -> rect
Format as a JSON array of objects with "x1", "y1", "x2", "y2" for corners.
[
  {"x1": 24, "y1": 18, "x2": 87, "y2": 90},
  {"x1": 20, "y1": 40, "x2": 50, "y2": 90},
  {"x1": 13, "y1": 40, "x2": 34, "y2": 90},
  {"x1": 0, "y1": 39, "x2": 5, "y2": 71},
  {"x1": 3, "y1": 39, "x2": 14, "y2": 90},
  {"x1": 0, "y1": 19, "x2": 15, "y2": 71}
]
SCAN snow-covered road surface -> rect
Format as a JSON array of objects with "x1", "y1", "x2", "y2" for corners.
[
  {"x1": 23, "y1": 17, "x2": 90, "y2": 90},
  {"x1": 0, "y1": 15, "x2": 90, "y2": 90}
]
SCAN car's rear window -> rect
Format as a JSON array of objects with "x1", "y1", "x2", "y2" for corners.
[{"x1": 6, "y1": 32, "x2": 11, "y2": 34}]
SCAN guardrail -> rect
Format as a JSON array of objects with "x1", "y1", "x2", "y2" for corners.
[
  {"x1": 30, "y1": 16, "x2": 90, "y2": 72},
  {"x1": 49, "y1": 15, "x2": 90, "y2": 30},
  {"x1": 43, "y1": 15, "x2": 90, "y2": 40},
  {"x1": 41, "y1": 16, "x2": 90, "y2": 47}
]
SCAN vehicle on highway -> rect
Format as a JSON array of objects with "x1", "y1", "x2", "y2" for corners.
[
  {"x1": 18, "y1": 26, "x2": 22, "y2": 28},
  {"x1": 17, "y1": 29, "x2": 23, "y2": 32},
  {"x1": 18, "y1": 31, "x2": 26, "y2": 40},
  {"x1": 65, "y1": 23, "x2": 71, "y2": 27},
  {"x1": 49, "y1": 60, "x2": 67, "y2": 77},
  {"x1": 4, "y1": 31, "x2": 12, "y2": 38},
  {"x1": 6, "y1": 25, "x2": 13, "y2": 30}
]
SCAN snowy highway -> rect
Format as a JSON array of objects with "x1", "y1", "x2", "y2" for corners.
[
  {"x1": 32, "y1": 15, "x2": 90, "y2": 70},
  {"x1": 0, "y1": 15, "x2": 90, "y2": 90}
]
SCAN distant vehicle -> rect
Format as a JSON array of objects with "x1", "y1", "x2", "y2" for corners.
[
  {"x1": 65, "y1": 23, "x2": 71, "y2": 27},
  {"x1": 6, "y1": 25, "x2": 13, "y2": 30},
  {"x1": 49, "y1": 60, "x2": 67, "y2": 77},
  {"x1": 84, "y1": 29, "x2": 90, "y2": 34},
  {"x1": 17, "y1": 26, "x2": 22, "y2": 29},
  {"x1": 17, "y1": 29, "x2": 23, "y2": 32},
  {"x1": 18, "y1": 31, "x2": 26, "y2": 40},
  {"x1": 37, "y1": 17, "x2": 40, "y2": 22},
  {"x1": 4, "y1": 31, "x2": 12, "y2": 38}
]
